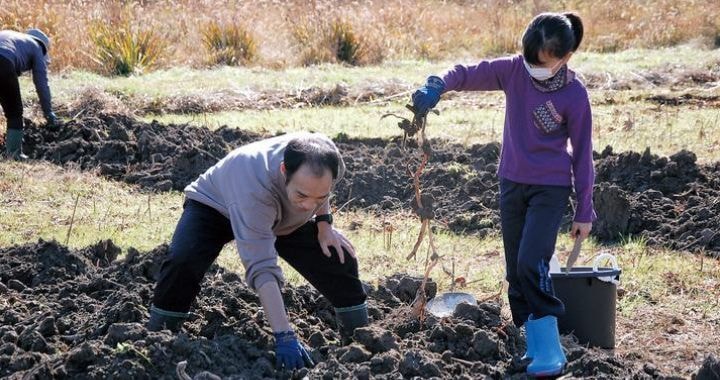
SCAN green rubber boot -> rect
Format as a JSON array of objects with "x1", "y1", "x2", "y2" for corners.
[
  {"x1": 4, "y1": 118, "x2": 28, "y2": 161},
  {"x1": 335, "y1": 303, "x2": 369, "y2": 344},
  {"x1": 147, "y1": 305, "x2": 188, "y2": 332}
]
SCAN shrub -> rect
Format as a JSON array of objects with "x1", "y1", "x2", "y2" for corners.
[
  {"x1": 201, "y1": 21, "x2": 257, "y2": 66},
  {"x1": 89, "y1": 20, "x2": 165, "y2": 76},
  {"x1": 292, "y1": 17, "x2": 382, "y2": 66},
  {"x1": 329, "y1": 19, "x2": 364, "y2": 65}
]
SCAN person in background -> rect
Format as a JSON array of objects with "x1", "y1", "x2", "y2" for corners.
[
  {"x1": 411, "y1": 12, "x2": 595, "y2": 377},
  {"x1": 148, "y1": 132, "x2": 368, "y2": 371},
  {"x1": 0, "y1": 28, "x2": 57, "y2": 160}
]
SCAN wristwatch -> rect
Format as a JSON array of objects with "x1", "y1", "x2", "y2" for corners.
[{"x1": 315, "y1": 213, "x2": 333, "y2": 225}]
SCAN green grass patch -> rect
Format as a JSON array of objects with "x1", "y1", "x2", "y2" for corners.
[
  {"x1": 592, "y1": 102, "x2": 720, "y2": 162},
  {"x1": 217, "y1": 210, "x2": 507, "y2": 295},
  {"x1": 2, "y1": 161, "x2": 717, "y2": 303},
  {"x1": 0, "y1": 160, "x2": 507, "y2": 296},
  {"x1": 575, "y1": 44, "x2": 720, "y2": 74},
  {"x1": 143, "y1": 105, "x2": 503, "y2": 143},
  {"x1": 143, "y1": 99, "x2": 720, "y2": 162},
  {"x1": 32, "y1": 62, "x2": 430, "y2": 105},
  {"x1": 613, "y1": 236, "x2": 720, "y2": 316},
  {"x1": 0, "y1": 161, "x2": 181, "y2": 251},
  {"x1": 21, "y1": 45, "x2": 720, "y2": 107}
]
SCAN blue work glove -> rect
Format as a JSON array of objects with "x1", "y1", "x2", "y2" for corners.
[
  {"x1": 411, "y1": 75, "x2": 445, "y2": 116},
  {"x1": 274, "y1": 330, "x2": 314, "y2": 370}
]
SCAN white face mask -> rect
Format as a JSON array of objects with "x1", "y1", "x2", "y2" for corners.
[{"x1": 523, "y1": 58, "x2": 565, "y2": 81}]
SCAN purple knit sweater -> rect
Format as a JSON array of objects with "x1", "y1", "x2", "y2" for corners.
[{"x1": 441, "y1": 54, "x2": 596, "y2": 222}]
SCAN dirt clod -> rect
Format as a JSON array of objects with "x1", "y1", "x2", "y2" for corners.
[{"x1": 0, "y1": 239, "x2": 670, "y2": 378}]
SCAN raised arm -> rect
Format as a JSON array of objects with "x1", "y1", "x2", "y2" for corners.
[{"x1": 412, "y1": 55, "x2": 517, "y2": 116}]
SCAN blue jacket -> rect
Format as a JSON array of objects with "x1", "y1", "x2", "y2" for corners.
[{"x1": 0, "y1": 30, "x2": 52, "y2": 116}]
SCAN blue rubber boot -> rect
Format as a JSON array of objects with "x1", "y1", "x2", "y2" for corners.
[
  {"x1": 521, "y1": 317, "x2": 537, "y2": 361},
  {"x1": 526, "y1": 315, "x2": 566, "y2": 377}
]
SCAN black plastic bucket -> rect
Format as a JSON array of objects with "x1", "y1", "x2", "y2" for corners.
[{"x1": 550, "y1": 258, "x2": 621, "y2": 349}]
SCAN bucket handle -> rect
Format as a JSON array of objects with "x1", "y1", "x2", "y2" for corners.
[
  {"x1": 592, "y1": 253, "x2": 618, "y2": 272},
  {"x1": 593, "y1": 253, "x2": 620, "y2": 284}
]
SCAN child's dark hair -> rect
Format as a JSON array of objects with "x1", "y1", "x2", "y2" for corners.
[
  {"x1": 283, "y1": 136, "x2": 340, "y2": 183},
  {"x1": 522, "y1": 12, "x2": 584, "y2": 65}
]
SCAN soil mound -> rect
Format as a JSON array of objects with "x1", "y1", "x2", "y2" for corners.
[
  {"x1": 8, "y1": 115, "x2": 720, "y2": 255},
  {"x1": 0, "y1": 240, "x2": 661, "y2": 379},
  {"x1": 333, "y1": 135, "x2": 503, "y2": 238},
  {"x1": 593, "y1": 147, "x2": 720, "y2": 254},
  {"x1": 20, "y1": 116, "x2": 504, "y2": 237},
  {"x1": 22, "y1": 114, "x2": 261, "y2": 192}
]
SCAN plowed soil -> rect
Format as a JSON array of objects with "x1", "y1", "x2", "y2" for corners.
[
  {"x1": 13, "y1": 114, "x2": 720, "y2": 256},
  {"x1": 0, "y1": 240, "x2": 683, "y2": 379},
  {"x1": 2, "y1": 114, "x2": 719, "y2": 378}
]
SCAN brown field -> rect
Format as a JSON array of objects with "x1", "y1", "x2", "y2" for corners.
[{"x1": 1, "y1": 1, "x2": 720, "y2": 378}]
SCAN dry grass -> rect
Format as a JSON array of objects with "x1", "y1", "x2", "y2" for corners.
[
  {"x1": 0, "y1": 160, "x2": 181, "y2": 251},
  {"x1": 88, "y1": 18, "x2": 166, "y2": 76},
  {"x1": 292, "y1": 16, "x2": 384, "y2": 66},
  {"x1": 60, "y1": 87, "x2": 133, "y2": 119},
  {"x1": 1, "y1": 0, "x2": 719, "y2": 72},
  {"x1": 616, "y1": 297, "x2": 720, "y2": 376},
  {"x1": 202, "y1": 21, "x2": 257, "y2": 66},
  {"x1": 609, "y1": 241, "x2": 720, "y2": 376}
]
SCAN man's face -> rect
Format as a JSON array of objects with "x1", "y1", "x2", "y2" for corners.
[{"x1": 282, "y1": 163, "x2": 333, "y2": 213}]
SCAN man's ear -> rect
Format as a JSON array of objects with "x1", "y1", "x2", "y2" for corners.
[{"x1": 280, "y1": 161, "x2": 286, "y2": 176}]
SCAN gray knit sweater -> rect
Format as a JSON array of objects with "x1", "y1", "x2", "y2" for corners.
[{"x1": 184, "y1": 132, "x2": 345, "y2": 290}]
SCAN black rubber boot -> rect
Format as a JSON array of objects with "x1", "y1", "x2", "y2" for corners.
[
  {"x1": 147, "y1": 305, "x2": 188, "y2": 332},
  {"x1": 4, "y1": 118, "x2": 27, "y2": 161},
  {"x1": 335, "y1": 303, "x2": 369, "y2": 344}
]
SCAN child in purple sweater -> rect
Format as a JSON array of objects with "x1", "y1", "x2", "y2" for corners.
[{"x1": 412, "y1": 12, "x2": 596, "y2": 376}]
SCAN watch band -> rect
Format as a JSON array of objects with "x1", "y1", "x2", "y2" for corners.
[{"x1": 315, "y1": 213, "x2": 333, "y2": 225}]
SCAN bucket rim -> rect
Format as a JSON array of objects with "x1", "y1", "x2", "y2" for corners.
[{"x1": 550, "y1": 266, "x2": 622, "y2": 279}]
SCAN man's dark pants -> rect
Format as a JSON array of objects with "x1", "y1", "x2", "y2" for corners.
[
  {"x1": 152, "y1": 199, "x2": 367, "y2": 313},
  {"x1": 500, "y1": 178, "x2": 571, "y2": 327}
]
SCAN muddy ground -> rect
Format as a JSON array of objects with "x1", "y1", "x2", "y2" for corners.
[
  {"x1": 10, "y1": 113, "x2": 720, "y2": 256},
  {"x1": 3, "y1": 239, "x2": 709, "y2": 379},
  {"x1": 2, "y1": 114, "x2": 720, "y2": 379}
]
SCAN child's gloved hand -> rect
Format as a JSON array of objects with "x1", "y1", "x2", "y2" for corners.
[{"x1": 411, "y1": 76, "x2": 445, "y2": 116}]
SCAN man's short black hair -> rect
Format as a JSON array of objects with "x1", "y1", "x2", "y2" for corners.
[{"x1": 283, "y1": 136, "x2": 340, "y2": 183}]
